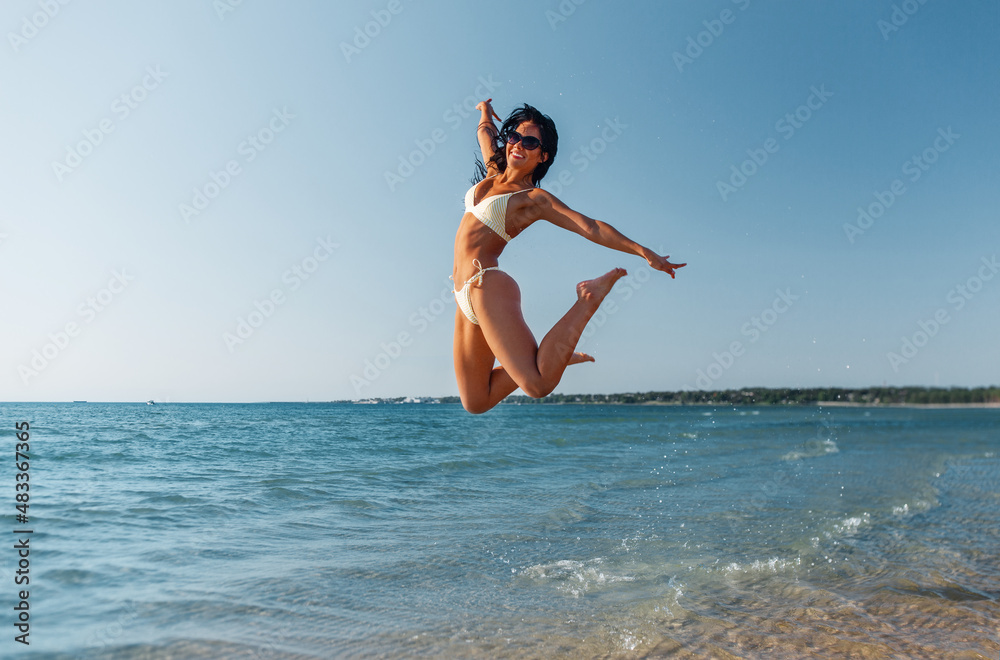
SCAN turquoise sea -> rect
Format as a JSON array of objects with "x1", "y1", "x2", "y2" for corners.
[{"x1": 1, "y1": 402, "x2": 997, "y2": 658}]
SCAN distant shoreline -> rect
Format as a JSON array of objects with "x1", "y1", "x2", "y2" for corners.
[
  {"x1": 17, "y1": 386, "x2": 997, "y2": 406},
  {"x1": 492, "y1": 386, "x2": 1000, "y2": 408},
  {"x1": 345, "y1": 386, "x2": 1000, "y2": 408},
  {"x1": 790, "y1": 401, "x2": 1000, "y2": 409},
  {"x1": 495, "y1": 400, "x2": 1000, "y2": 409}
]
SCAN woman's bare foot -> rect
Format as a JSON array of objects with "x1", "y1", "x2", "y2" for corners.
[
  {"x1": 568, "y1": 351, "x2": 595, "y2": 365},
  {"x1": 576, "y1": 268, "x2": 627, "y2": 309}
]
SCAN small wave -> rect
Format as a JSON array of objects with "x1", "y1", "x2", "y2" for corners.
[
  {"x1": 835, "y1": 513, "x2": 870, "y2": 535},
  {"x1": 718, "y1": 556, "x2": 801, "y2": 575},
  {"x1": 336, "y1": 498, "x2": 377, "y2": 510},
  {"x1": 264, "y1": 486, "x2": 311, "y2": 500},
  {"x1": 517, "y1": 558, "x2": 634, "y2": 597},
  {"x1": 782, "y1": 438, "x2": 839, "y2": 461},
  {"x1": 815, "y1": 512, "x2": 871, "y2": 545},
  {"x1": 43, "y1": 568, "x2": 103, "y2": 585},
  {"x1": 139, "y1": 493, "x2": 204, "y2": 505},
  {"x1": 892, "y1": 499, "x2": 933, "y2": 517}
]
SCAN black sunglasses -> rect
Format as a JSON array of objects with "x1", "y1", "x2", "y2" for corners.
[{"x1": 506, "y1": 131, "x2": 542, "y2": 151}]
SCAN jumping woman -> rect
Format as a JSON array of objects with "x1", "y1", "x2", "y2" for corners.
[{"x1": 452, "y1": 100, "x2": 685, "y2": 414}]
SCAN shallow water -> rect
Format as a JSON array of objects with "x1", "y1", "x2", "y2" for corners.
[{"x1": 2, "y1": 402, "x2": 997, "y2": 658}]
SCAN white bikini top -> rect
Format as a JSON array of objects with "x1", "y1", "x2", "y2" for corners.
[{"x1": 464, "y1": 177, "x2": 533, "y2": 242}]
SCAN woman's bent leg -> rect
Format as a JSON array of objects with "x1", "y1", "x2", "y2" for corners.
[
  {"x1": 453, "y1": 307, "x2": 522, "y2": 414},
  {"x1": 473, "y1": 268, "x2": 626, "y2": 400}
]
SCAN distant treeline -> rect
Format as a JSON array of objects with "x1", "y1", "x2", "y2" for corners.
[{"x1": 445, "y1": 386, "x2": 1000, "y2": 406}]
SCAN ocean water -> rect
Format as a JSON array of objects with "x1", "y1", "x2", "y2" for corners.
[{"x1": 1, "y1": 402, "x2": 998, "y2": 659}]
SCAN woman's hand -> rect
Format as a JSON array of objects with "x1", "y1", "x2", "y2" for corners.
[
  {"x1": 644, "y1": 251, "x2": 686, "y2": 279},
  {"x1": 476, "y1": 98, "x2": 501, "y2": 122}
]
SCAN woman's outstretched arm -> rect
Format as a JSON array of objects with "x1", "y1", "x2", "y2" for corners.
[
  {"x1": 535, "y1": 190, "x2": 687, "y2": 278},
  {"x1": 475, "y1": 99, "x2": 501, "y2": 173}
]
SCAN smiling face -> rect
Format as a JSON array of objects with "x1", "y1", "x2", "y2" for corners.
[{"x1": 506, "y1": 121, "x2": 548, "y2": 174}]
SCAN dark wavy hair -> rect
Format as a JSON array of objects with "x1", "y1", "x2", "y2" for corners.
[{"x1": 473, "y1": 104, "x2": 558, "y2": 186}]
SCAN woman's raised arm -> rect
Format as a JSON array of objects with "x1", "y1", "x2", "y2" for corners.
[
  {"x1": 475, "y1": 99, "x2": 502, "y2": 173},
  {"x1": 535, "y1": 190, "x2": 686, "y2": 278}
]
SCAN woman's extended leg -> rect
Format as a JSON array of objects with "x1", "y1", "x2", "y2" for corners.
[{"x1": 453, "y1": 268, "x2": 626, "y2": 413}]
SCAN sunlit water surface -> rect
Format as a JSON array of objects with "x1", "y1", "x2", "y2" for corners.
[{"x1": 3, "y1": 403, "x2": 997, "y2": 658}]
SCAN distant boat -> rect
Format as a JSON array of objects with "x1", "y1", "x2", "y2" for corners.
[
  {"x1": 73, "y1": 400, "x2": 87, "y2": 403},
  {"x1": 146, "y1": 400, "x2": 155, "y2": 405}
]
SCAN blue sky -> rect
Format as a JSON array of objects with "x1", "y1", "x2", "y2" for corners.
[{"x1": 2, "y1": 0, "x2": 998, "y2": 402}]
